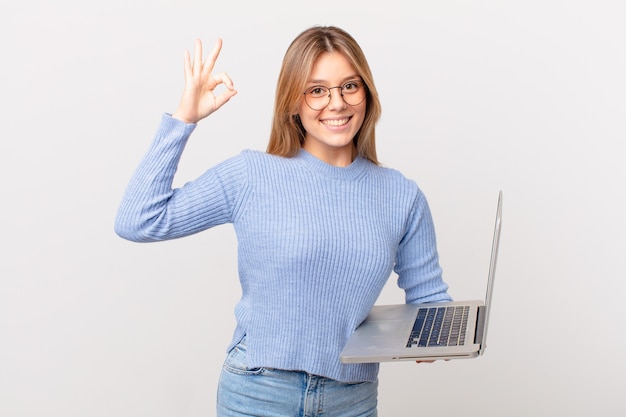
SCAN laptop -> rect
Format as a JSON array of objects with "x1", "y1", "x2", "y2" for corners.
[{"x1": 340, "y1": 191, "x2": 502, "y2": 363}]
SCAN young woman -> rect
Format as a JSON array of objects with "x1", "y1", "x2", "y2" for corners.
[{"x1": 115, "y1": 25, "x2": 451, "y2": 417}]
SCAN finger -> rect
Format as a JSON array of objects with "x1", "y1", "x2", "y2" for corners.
[
  {"x1": 183, "y1": 49, "x2": 192, "y2": 79},
  {"x1": 212, "y1": 71, "x2": 236, "y2": 91},
  {"x1": 210, "y1": 71, "x2": 237, "y2": 110},
  {"x1": 214, "y1": 88, "x2": 238, "y2": 109},
  {"x1": 193, "y1": 38, "x2": 203, "y2": 74},
  {"x1": 202, "y1": 38, "x2": 223, "y2": 77}
]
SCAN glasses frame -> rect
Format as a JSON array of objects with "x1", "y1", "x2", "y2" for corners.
[{"x1": 303, "y1": 80, "x2": 367, "y2": 111}]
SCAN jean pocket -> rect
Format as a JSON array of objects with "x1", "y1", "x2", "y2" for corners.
[{"x1": 223, "y1": 339, "x2": 265, "y2": 376}]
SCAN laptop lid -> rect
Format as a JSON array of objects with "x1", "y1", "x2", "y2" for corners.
[{"x1": 475, "y1": 190, "x2": 502, "y2": 355}]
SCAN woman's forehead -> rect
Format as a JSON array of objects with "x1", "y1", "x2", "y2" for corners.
[{"x1": 306, "y1": 52, "x2": 359, "y2": 84}]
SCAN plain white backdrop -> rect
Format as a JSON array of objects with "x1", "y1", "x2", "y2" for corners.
[{"x1": 2, "y1": 0, "x2": 625, "y2": 415}]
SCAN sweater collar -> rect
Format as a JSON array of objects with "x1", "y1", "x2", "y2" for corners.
[{"x1": 296, "y1": 148, "x2": 369, "y2": 181}]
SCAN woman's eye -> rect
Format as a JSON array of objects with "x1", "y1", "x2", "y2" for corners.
[{"x1": 343, "y1": 81, "x2": 360, "y2": 92}]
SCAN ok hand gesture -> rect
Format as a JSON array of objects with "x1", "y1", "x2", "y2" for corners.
[{"x1": 172, "y1": 38, "x2": 238, "y2": 124}]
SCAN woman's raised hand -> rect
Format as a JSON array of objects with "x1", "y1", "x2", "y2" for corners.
[{"x1": 172, "y1": 38, "x2": 238, "y2": 124}]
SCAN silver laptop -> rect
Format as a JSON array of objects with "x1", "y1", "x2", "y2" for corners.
[{"x1": 340, "y1": 191, "x2": 502, "y2": 363}]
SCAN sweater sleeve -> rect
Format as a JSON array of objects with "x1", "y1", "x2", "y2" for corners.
[
  {"x1": 114, "y1": 114, "x2": 248, "y2": 242},
  {"x1": 394, "y1": 189, "x2": 452, "y2": 304}
]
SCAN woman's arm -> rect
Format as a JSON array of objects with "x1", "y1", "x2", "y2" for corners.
[
  {"x1": 114, "y1": 38, "x2": 241, "y2": 242},
  {"x1": 394, "y1": 189, "x2": 452, "y2": 304}
]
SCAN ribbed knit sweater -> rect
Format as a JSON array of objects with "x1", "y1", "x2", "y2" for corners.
[{"x1": 115, "y1": 114, "x2": 451, "y2": 382}]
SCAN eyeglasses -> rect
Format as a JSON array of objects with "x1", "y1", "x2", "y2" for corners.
[{"x1": 303, "y1": 80, "x2": 367, "y2": 111}]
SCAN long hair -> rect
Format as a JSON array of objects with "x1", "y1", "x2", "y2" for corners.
[{"x1": 266, "y1": 26, "x2": 382, "y2": 165}]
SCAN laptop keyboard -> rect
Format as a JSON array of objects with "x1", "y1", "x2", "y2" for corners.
[{"x1": 406, "y1": 305, "x2": 470, "y2": 347}]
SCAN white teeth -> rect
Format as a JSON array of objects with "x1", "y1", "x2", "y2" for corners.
[{"x1": 322, "y1": 118, "x2": 349, "y2": 126}]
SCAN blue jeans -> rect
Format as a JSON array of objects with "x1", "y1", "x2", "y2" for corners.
[{"x1": 216, "y1": 338, "x2": 378, "y2": 417}]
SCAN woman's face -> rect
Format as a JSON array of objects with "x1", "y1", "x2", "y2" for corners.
[{"x1": 298, "y1": 52, "x2": 366, "y2": 167}]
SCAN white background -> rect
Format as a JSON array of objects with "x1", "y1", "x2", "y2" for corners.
[{"x1": 2, "y1": 0, "x2": 625, "y2": 416}]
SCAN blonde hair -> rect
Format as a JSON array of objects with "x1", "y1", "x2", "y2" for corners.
[{"x1": 266, "y1": 26, "x2": 382, "y2": 165}]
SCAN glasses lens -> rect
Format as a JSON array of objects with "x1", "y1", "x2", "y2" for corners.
[
  {"x1": 341, "y1": 81, "x2": 365, "y2": 106},
  {"x1": 304, "y1": 86, "x2": 330, "y2": 110}
]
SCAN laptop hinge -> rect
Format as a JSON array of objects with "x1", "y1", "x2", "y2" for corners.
[{"x1": 473, "y1": 305, "x2": 486, "y2": 345}]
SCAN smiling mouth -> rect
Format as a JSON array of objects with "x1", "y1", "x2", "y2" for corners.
[{"x1": 321, "y1": 117, "x2": 351, "y2": 127}]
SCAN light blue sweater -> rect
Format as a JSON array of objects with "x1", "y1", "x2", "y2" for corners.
[{"x1": 115, "y1": 114, "x2": 451, "y2": 382}]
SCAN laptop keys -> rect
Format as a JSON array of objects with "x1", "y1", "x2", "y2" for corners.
[{"x1": 406, "y1": 306, "x2": 469, "y2": 347}]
